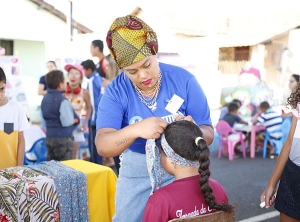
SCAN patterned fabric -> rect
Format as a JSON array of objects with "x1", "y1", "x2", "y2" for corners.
[
  {"x1": 146, "y1": 134, "x2": 199, "y2": 194},
  {"x1": 0, "y1": 166, "x2": 59, "y2": 222},
  {"x1": 106, "y1": 15, "x2": 158, "y2": 68},
  {"x1": 28, "y1": 161, "x2": 89, "y2": 222}
]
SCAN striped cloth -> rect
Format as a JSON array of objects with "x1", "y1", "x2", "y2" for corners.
[{"x1": 258, "y1": 108, "x2": 283, "y2": 138}]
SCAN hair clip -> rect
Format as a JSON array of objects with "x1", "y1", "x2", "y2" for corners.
[{"x1": 195, "y1": 137, "x2": 203, "y2": 145}]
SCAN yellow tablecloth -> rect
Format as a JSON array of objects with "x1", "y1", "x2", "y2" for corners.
[{"x1": 62, "y1": 159, "x2": 117, "y2": 222}]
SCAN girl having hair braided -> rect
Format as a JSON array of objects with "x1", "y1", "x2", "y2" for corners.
[{"x1": 143, "y1": 120, "x2": 234, "y2": 222}]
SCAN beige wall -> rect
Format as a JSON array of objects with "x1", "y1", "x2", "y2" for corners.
[
  {"x1": 14, "y1": 40, "x2": 46, "y2": 78},
  {"x1": 263, "y1": 34, "x2": 289, "y2": 101},
  {"x1": 288, "y1": 29, "x2": 300, "y2": 74},
  {"x1": 263, "y1": 30, "x2": 300, "y2": 101},
  {"x1": 0, "y1": 0, "x2": 70, "y2": 41}
]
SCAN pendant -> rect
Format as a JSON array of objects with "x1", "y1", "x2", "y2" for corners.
[{"x1": 148, "y1": 101, "x2": 157, "y2": 112}]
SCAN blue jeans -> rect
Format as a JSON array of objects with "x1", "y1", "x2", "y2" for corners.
[
  {"x1": 88, "y1": 125, "x2": 102, "y2": 164},
  {"x1": 40, "y1": 108, "x2": 46, "y2": 131},
  {"x1": 113, "y1": 149, "x2": 174, "y2": 222}
]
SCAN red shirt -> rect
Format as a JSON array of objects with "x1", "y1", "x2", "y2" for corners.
[{"x1": 142, "y1": 175, "x2": 228, "y2": 222}]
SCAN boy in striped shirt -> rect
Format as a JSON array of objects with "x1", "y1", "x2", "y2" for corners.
[{"x1": 253, "y1": 101, "x2": 283, "y2": 155}]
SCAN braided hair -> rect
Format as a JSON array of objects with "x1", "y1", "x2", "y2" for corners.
[{"x1": 164, "y1": 120, "x2": 234, "y2": 212}]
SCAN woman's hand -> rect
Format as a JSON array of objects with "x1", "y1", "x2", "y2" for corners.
[
  {"x1": 175, "y1": 114, "x2": 196, "y2": 123},
  {"x1": 260, "y1": 185, "x2": 277, "y2": 209},
  {"x1": 80, "y1": 124, "x2": 86, "y2": 132},
  {"x1": 135, "y1": 117, "x2": 168, "y2": 139},
  {"x1": 175, "y1": 113, "x2": 214, "y2": 144}
]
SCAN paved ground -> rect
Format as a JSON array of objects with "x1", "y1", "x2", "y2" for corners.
[{"x1": 209, "y1": 148, "x2": 279, "y2": 221}]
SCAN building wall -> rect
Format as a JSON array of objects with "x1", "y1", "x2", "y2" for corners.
[
  {"x1": 0, "y1": 0, "x2": 80, "y2": 75},
  {"x1": 250, "y1": 44, "x2": 265, "y2": 80},
  {"x1": 177, "y1": 36, "x2": 221, "y2": 110},
  {"x1": 264, "y1": 34, "x2": 289, "y2": 102},
  {"x1": 14, "y1": 40, "x2": 46, "y2": 78},
  {"x1": 0, "y1": 0, "x2": 68, "y2": 122},
  {"x1": 288, "y1": 29, "x2": 300, "y2": 74},
  {"x1": 263, "y1": 30, "x2": 300, "y2": 102},
  {"x1": 0, "y1": 0, "x2": 70, "y2": 42}
]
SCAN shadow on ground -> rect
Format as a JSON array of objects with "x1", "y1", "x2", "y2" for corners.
[{"x1": 209, "y1": 149, "x2": 279, "y2": 221}]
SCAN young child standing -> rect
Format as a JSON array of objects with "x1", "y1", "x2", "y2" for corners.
[
  {"x1": 143, "y1": 120, "x2": 233, "y2": 222},
  {"x1": 0, "y1": 67, "x2": 29, "y2": 169},
  {"x1": 41, "y1": 70, "x2": 79, "y2": 161},
  {"x1": 260, "y1": 92, "x2": 300, "y2": 221},
  {"x1": 64, "y1": 64, "x2": 91, "y2": 159},
  {"x1": 80, "y1": 59, "x2": 114, "y2": 167}
]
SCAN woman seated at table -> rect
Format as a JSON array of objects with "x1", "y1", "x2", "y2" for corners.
[{"x1": 252, "y1": 101, "x2": 283, "y2": 156}]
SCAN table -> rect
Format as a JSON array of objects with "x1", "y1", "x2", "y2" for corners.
[
  {"x1": 0, "y1": 160, "x2": 117, "y2": 222},
  {"x1": 62, "y1": 160, "x2": 117, "y2": 222},
  {"x1": 233, "y1": 123, "x2": 265, "y2": 158}
]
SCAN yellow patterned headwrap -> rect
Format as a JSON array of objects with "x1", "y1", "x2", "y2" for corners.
[{"x1": 106, "y1": 15, "x2": 158, "y2": 68}]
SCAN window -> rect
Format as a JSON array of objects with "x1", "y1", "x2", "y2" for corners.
[
  {"x1": 0, "y1": 40, "x2": 14, "y2": 55},
  {"x1": 219, "y1": 46, "x2": 250, "y2": 61},
  {"x1": 218, "y1": 46, "x2": 250, "y2": 74},
  {"x1": 234, "y1": 46, "x2": 250, "y2": 61}
]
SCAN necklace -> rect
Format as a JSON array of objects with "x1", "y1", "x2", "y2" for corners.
[
  {"x1": 133, "y1": 72, "x2": 162, "y2": 112},
  {"x1": 138, "y1": 80, "x2": 159, "y2": 95}
]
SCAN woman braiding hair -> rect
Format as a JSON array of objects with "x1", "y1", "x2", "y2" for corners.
[{"x1": 96, "y1": 14, "x2": 214, "y2": 222}]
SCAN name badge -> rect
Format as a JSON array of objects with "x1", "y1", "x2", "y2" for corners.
[{"x1": 165, "y1": 94, "x2": 184, "y2": 115}]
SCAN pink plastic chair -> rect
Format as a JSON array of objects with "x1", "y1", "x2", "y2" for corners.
[{"x1": 216, "y1": 120, "x2": 246, "y2": 161}]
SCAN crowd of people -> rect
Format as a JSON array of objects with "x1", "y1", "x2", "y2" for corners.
[
  {"x1": 219, "y1": 99, "x2": 284, "y2": 157},
  {"x1": 217, "y1": 73, "x2": 300, "y2": 221},
  {"x1": 1, "y1": 14, "x2": 300, "y2": 222},
  {"x1": 35, "y1": 39, "x2": 122, "y2": 172}
]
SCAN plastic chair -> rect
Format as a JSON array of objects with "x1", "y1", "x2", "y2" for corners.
[
  {"x1": 216, "y1": 120, "x2": 246, "y2": 161},
  {"x1": 262, "y1": 118, "x2": 292, "y2": 158},
  {"x1": 24, "y1": 138, "x2": 47, "y2": 165},
  {"x1": 211, "y1": 130, "x2": 221, "y2": 152},
  {"x1": 168, "y1": 210, "x2": 235, "y2": 222}
]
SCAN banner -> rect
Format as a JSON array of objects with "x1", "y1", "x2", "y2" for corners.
[{"x1": 0, "y1": 56, "x2": 27, "y2": 105}]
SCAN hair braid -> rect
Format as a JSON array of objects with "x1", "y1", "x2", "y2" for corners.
[
  {"x1": 196, "y1": 139, "x2": 234, "y2": 212},
  {"x1": 165, "y1": 120, "x2": 235, "y2": 213}
]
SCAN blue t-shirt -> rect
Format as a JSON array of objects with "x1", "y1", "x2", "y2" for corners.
[
  {"x1": 97, "y1": 63, "x2": 211, "y2": 154},
  {"x1": 39, "y1": 75, "x2": 48, "y2": 90}
]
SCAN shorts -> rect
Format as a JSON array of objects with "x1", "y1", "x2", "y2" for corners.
[
  {"x1": 72, "y1": 125, "x2": 85, "y2": 142},
  {"x1": 46, "y1": 136, "x2": 74, "y2": 161},
  {"x1": 275, "y1": 158, "x2": 300, "y2": 220}
]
